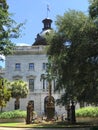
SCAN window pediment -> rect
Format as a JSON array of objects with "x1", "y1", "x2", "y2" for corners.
[
  {"x1": 13, "y1": 75, "x2": 22, "y2": 80},
  {"x1": 26, "y1": 75, "x2": 36, "y2": 79}
]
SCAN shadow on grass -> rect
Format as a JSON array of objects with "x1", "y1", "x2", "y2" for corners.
[{"x1": 0, "y1": 121, "x2": 97, "y2": 128}]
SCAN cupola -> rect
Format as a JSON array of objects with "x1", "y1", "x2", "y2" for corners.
[
  {"x1": 42, "y1": 18, "x2": 52, "y2": 31},
  {"x1": 33, "y1": 17, "x2": 53, "y2": 46}
]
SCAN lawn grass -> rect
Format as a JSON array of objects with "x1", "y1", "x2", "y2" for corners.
[
  {"x1": 0, "y1": 122, "x2": 64, "y2": 128},
  {"x1": 0, "y1": 123, "x2": 20, "y2": 127},
  {"x1": 0, "y1": 123, "x2": 37, "y2": 128},
  {"x1": 1, "y1": 107, "x2": 98, "y2": 128},
  {"x1": 0, "y1": 121, "x2": 95, "y2": 128}
]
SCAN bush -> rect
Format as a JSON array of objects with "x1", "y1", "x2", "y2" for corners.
[
  {"x1": 0, "y1": 110, "x2": 26, "y2": 119},
  {"x1": 76, "y1": 106, "x2": 98, "y2": 117}
]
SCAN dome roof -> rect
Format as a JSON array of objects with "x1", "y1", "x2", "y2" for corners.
[
  {"x1": 33, "y1": 33, "x2": 47, "y2": 46},
  {"x1": 33, "y1": 18, "x2": 53, "y2": 46},
  {"x1": 40, "y1": 29, "x2": 52, "y2": 37}
]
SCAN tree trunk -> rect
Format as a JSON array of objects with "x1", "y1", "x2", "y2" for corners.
[
  {"x1": 15, "y1": 97, "x2": 20, "y2": 110},
  {"x1": 49, "y1": 81, "x2": 52, "y2": 97},
  {"x1": 0, "y1": 107, "x2": 3, "y2": 112}
]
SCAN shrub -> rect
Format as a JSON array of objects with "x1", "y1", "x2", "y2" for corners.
[
  {"x1": 76, "y1": 106, "x2": 98, "y2": 117},
  {"x1": 0, "y1": 110, "x2": 26, "y2": 119}
]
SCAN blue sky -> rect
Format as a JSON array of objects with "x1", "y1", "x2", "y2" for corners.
[
  {"x1": 7, "y1": 0, "x2": 89, "y2": 45},
  {"x1": 0, "y1": 0, "x2": 89, "y2": 67}
]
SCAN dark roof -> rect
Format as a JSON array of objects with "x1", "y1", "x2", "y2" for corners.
[
  {"x1": 32, "y1": 18, "x2": 53, "y2": 46},
  {"x1": 33, "y1": 33, "x2": 47, "y2": 46}
]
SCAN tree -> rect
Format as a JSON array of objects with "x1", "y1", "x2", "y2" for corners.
[
  {"x1": 41, "y1": 60, "x2": 55, "y2": 97},
  {"x1": 88, "y1": 0, "x2": 98, "y2": 43},
  {"x1": 40, "y1": 60, "x2": 55, "y2": 120},
  {"x1": 47, "y1": 9, "x2": 98, "y2": 106},
  {"x1": 0, "y1": 78, "x2": 11, "y2": 112},
  {"x1": 89, "y1": 0, "x2": 98, "y2": 19},
  {"x1": 10, "y1": 80, "x2": 28, "y2": 110},
  {"x1": 0, "y1": 0, "x2": 23, "y2": 56}
]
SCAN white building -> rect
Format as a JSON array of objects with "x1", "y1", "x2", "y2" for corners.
[{"x1": 1, "y1": 18, "x2": 65, "y2": 115}]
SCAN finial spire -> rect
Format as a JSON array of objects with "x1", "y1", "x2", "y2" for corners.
[{"x1": 47, "y1": 4, "x2": 50, "y2": 18}]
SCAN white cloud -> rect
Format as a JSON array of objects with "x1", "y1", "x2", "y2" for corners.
[{"x1": 16, "y1": 43, "x2": 31, "y2": 46}]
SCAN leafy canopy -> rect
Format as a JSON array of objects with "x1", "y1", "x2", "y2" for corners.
[
  {"x1": 47, "y1": 9, "x2": 98, "y2": 105},
  {"x1": 10, "y1": 80, "x2": 28, "y2": 99},
  {"x1": 0, "y1": 0, "x2": 24, "y2": 55},
  {"x1": 0, "y1": 78, "x2": 11, "y2": 111}
]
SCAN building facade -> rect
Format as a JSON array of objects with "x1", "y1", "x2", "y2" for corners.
[{"x1": 1, "y1": 18, "x2": 65, "y2": 115}]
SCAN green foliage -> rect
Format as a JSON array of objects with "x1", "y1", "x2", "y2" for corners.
[
  {"x1": 47, "y1": 9, "x2": 98, "y2": 105},
  {"x1": 0, "y1": 0, "x2": 24, "y2": 55},
  {"x1": 0, "y1": 110, "x2": 26, "y2": 119},
  {"x1": 56, "y1": 10, "x2": 88, "y2": 41},
  {"x1": 10, "y1": 80, "x2": 28, "y2": 99},
  {"x1": 76, "y1": 107, "x2": 98, "y2": 117},
  {"x1": 0, "y1": 78, "x2": 11, "y2": 111},
  {"x1": 89, "y1": 0, "x2": 98, "y2": 19}
]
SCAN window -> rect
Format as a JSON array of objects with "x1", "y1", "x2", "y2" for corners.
[
  {"x1": 43, "y1": 63, "x2": 47, "y2": 70},
  {"x1": 14, "y1": 100, "x2": 20, "y2": 110},
  {"x1": 15, "y1": 63, "x2": 21, "y2": 71},
  {"x1": 29, "y1": 63, "x2": 34, "y2": 70},
  {"x1": 42, "y1": 79, "x2": 48, "y2": 91},
  {"x1": 29, "y1": 79, "x2": 34, "y2": 91},
  {"x1": 43, "y1": 79, "x2": 45, "y2": 90},
  {"x1": 46, "y1": 80, "x2": 49, "y2": 90}
]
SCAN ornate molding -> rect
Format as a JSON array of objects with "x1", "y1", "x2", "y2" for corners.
[
  {"x1": 13, "y1": 75, "x2": 23, "y2": 80},
  {"x1": 26, "y1": 75, "x2": 36, "y2": 79}
]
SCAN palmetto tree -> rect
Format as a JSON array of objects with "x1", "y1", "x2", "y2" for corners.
[
  {"x1": 40, "y1": 60, "x2": 55, "y2": 97},
  {"x1": 40, "y1": 60, "x2": 55, "y2": 120},
  {"x1": 10, "y1": 80, "x2": 28, "y2": 109}
]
